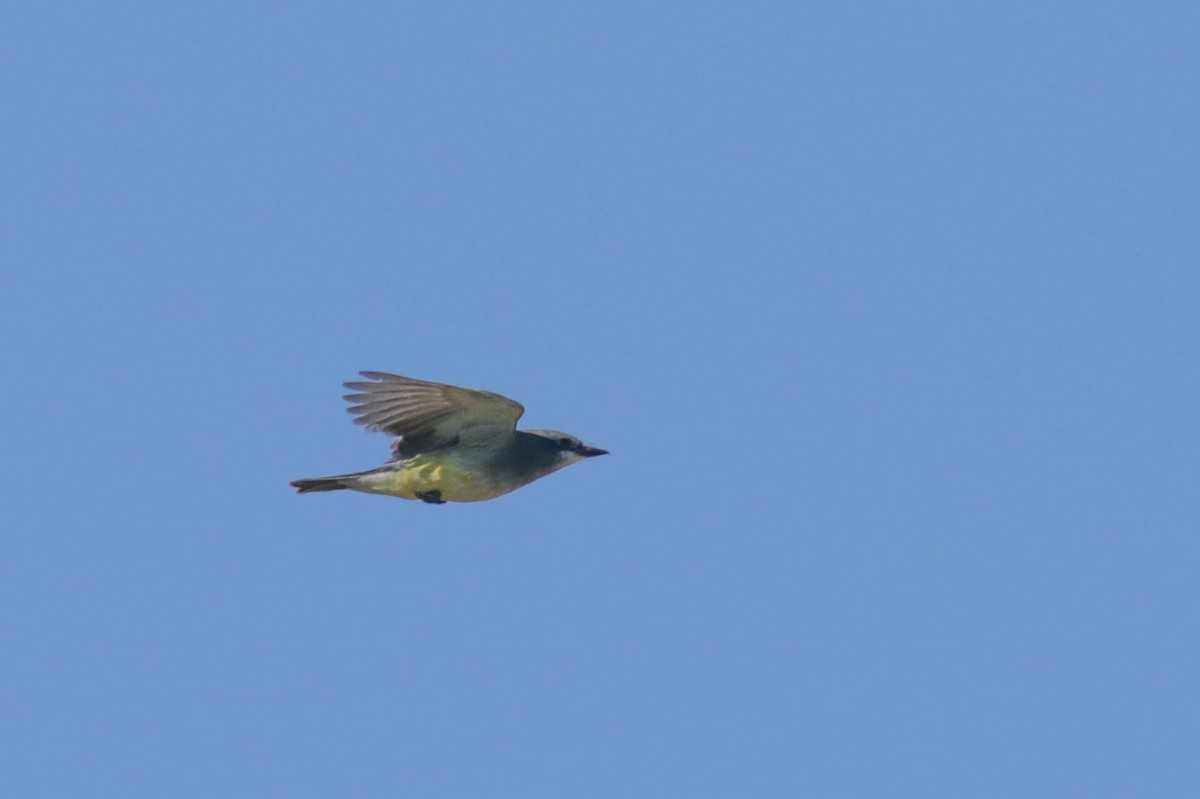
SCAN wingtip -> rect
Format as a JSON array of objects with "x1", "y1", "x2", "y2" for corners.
[{"x1": 343, "y1": 369, "x2": 379, "y2": 388}]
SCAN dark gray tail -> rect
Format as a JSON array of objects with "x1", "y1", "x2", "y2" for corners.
[{"x1": 290, "y1": 475, "x2": 354, "y2": 494}]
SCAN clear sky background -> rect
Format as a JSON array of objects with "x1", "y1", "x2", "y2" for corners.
[{"x1": 3, "y1": 2, "x2": 1197, "y2": 797}]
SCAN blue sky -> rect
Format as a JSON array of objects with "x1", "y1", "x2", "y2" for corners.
[{"x1": 3, "y1": 2, "x2": 1197, "y2": 796}]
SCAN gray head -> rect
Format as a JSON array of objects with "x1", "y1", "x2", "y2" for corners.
[{"x1": 520, "y1": 429, "x2": 609, "y2": 467}]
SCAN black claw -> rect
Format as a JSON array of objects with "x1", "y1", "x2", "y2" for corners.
[{"x1": 416, "y1": 490, "x2": 446, "y2": 505}]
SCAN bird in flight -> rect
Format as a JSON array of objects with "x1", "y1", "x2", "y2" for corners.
[{"x1": 291, "y1": 371, "x2": 607, "y2": 504}]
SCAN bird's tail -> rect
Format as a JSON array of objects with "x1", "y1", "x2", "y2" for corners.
[{"x1": 290, "y1": 473, "x2": 359, "y2": 493}]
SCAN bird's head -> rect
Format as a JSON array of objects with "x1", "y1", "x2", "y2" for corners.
[{"x1": 525, "y1": 429, "x2": 609, "y2": 465}]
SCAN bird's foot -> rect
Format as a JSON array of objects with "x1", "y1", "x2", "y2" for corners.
[{"x1": 416, "y1": 490, "x2": 446, "y2": 505}]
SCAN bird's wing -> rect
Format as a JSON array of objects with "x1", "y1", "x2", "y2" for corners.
[{"x1": 342, "y1": 371, "x2": 525, "y2": 454}]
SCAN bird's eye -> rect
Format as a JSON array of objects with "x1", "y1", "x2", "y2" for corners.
[{"x1": 557, "y1": 437, "x2": 573, "y2": 449}]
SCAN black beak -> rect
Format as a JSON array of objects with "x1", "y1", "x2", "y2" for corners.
[{"x1": 580, "y1": 446, "x2": 609, "y2": 457}]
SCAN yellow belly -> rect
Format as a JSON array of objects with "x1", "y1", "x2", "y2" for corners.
[{"x1": 356, "y1": 456, "x2": 509, "y2": 502}]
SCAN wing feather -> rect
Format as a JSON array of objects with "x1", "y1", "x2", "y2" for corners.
[{"x1": 340, "y1": 371, "x2": 524, "y2": 455}]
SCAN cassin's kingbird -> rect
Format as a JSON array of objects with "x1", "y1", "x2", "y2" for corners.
[{"x1": 290, "y1": 371, "x2": 608, "y2": 504}]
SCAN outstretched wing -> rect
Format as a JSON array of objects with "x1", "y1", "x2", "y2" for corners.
[{"x1": 342, "y1": 371, "x2": 525, "y2": 456}]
